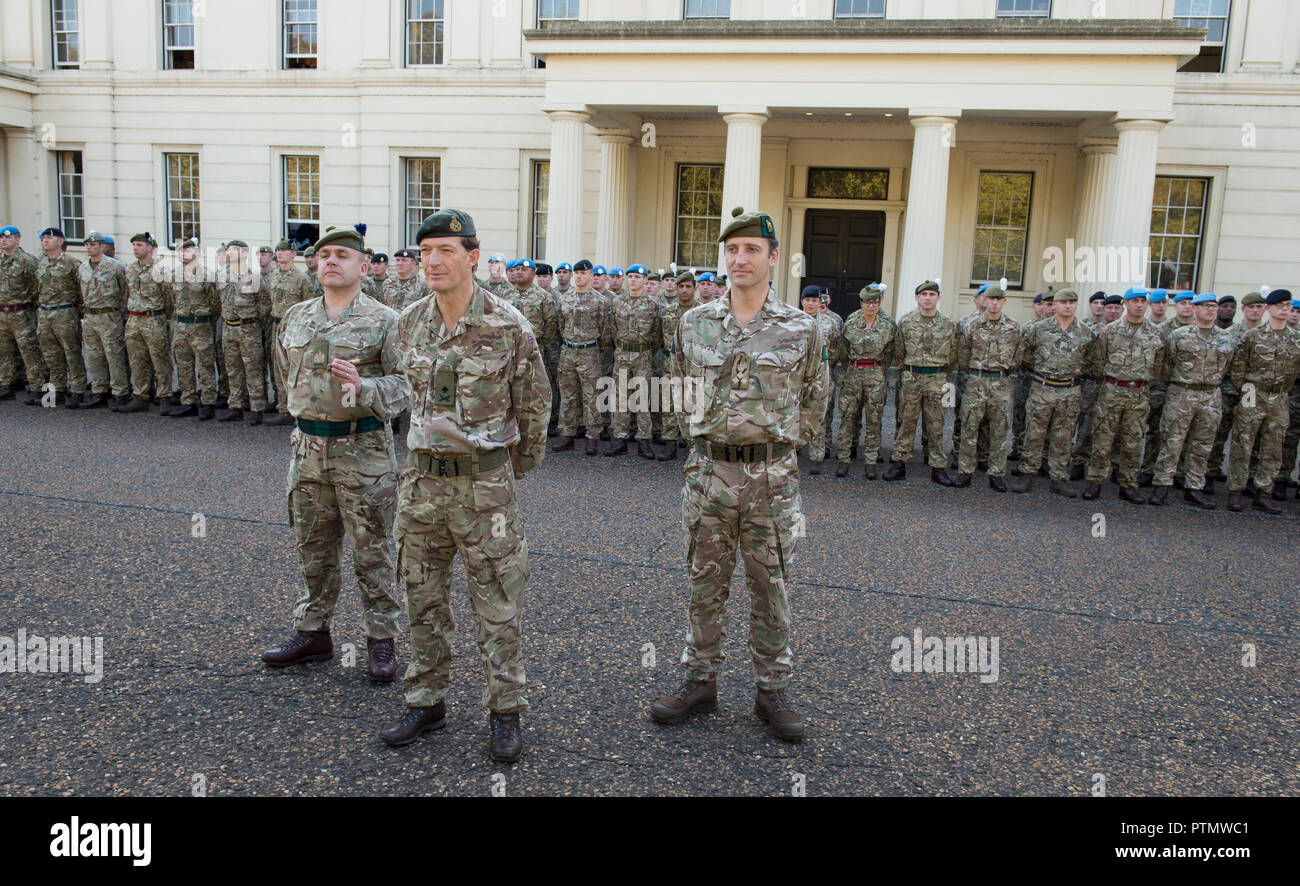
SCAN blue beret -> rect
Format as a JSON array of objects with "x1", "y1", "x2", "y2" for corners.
[
  {"x1": 1122, "y1": 286, "x2": 1149, "y2": 300},
  {"x1": 1192, "y1": 292, "x2": 1218, "y2": 305},
  {"x1": 1292, "y1": 299, "x2": 1300, "y2": 309},
  {"x1": 626, "y1": 264, "x2": 648, "y2": 275},
  {"x1": 505, "y1": 259, "x2": 521, "y2": 270},
  {"x1": 518, "y1": 258, "x2": 535, "y2": 270},
  {"x1": 0, "y1": 225, "x2": 19, "y2": 236},
  {"x1": 488, "y1": 253, "x2": 506, "y2": 263},
  {"x1": 1173, "y1": 290, "x2": 1194, "y2": 302},
  {"x1": 800, "y1": 285, "x2": 822, "y2": 300},
  {"x1": 609, "y1": 267, "x2": 624, "y2": 276},
  {"x1": 556, "y1": 262, "x2": 572, "y2": 271},
  {"x1": 1147, "y1": 288, "x2": 1168, "y2": 303},
  {"x1": 975, "y1": 283, "x2": 991, "y2": 296},
  {"x1": 1032, "y1": 294, "x2": 1043, "y2": 303},
  {"x1": 104, "y1": 235, "x2": 115, "y2": 244},
  {"x1": 593, "y1": 265, "x2": 607, "y2": 275},
  {"x1": 697, "y1": 271, "x2": 716, "y2": 283}
]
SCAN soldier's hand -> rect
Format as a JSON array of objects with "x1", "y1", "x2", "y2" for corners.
[{"x1": 329, "y1": 358, "x2": 361, "y2": 390}]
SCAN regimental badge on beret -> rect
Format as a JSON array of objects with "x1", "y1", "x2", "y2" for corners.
[{"x1": 449, "y1": 216, "x2": 462, "y2": 233}]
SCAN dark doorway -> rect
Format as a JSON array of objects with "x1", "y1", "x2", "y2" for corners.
[{"x1": 800, "y1": 210, "x2": 885, "y2": 319}]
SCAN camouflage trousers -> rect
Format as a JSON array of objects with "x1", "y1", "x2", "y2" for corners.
[
  {"x1": 37, "y1": 306, "x2": 86, "y2": 394},
  {"x1": 1011, "y1": 369, "x2": 1030, "y2": 451},
  {"x1": 1086, "y1": 382, "x2": 1150, "y2": 487},
  {"x1": 893, "y1": 369, "x2": 948, "y2": 468},
  {"x1": 83, "y1": 311, "x2": 130, "y2": 398},
  {"x1": 610, "y1": 349, "x2": 654, "y2": 440},
  {"x1": 1153, "y1": 384, "x2": 1221, "y2": 491},
  {"x1": 835, "y1": 366, "x2": 887, "y2": 463},
  {"x1": 1020, "y1": 381, "x2": 1082, "y2": 483},
  {"x1": 287, "y1": 427, "x2": 402, "y2": 640},
  {"x1": 214, "y1": 320, "x2": 229, "y2": 401},
  {"x1": 544, "y1": 339, "x2": 561, "y2": 427},
  {"x1": 557, "y1": 344, "x2": 603, "y2": 438},
  {"x1": 397, "y1": 457, "x2": 529, "y2": 713},
  {"x1": 125, "y1": 313, "x2": 172, "y2": 399},
  {"x1": 600, "y1": 341, "x2": 615, "y2": 427},
  {"x1": 0, "y1": 307, "x2": 45, "y2": 389},
  {"x1": 808, "y1": 364, "x2": 840, "y2": 462},
  {"x1": 1227, "y1": 388, "x2": 1290, "y2": 494},
  {"x1": 268, "y1": 317, "x2": 287, "y2": 412},
  {"x1": 661, "y1": 366, "x2": 692, "y2": 442},
  {"x1": 958, "y1": 374, "x2": 1014, "y2": 476},
  {"x1": 1208, "y1": 383, "x2": 1238, "y2": 478},
  {"x1": 171, "y1": 319, "x2": 217, "y2": 406},
  {"x1": 222, "y1": 321, "x2": 266, "y2": 412},
  {"x1": 1276, "y1": 381, "x2": 1300, "y2": 486},
  {"x1": 1140, "y1": 382, "x2": 1169, "y2": 475},
  {"x1": 892, "y1": 371, "x2": 933, "y2": 442},
  {"x1": 1071, "y1": 376, "x2": 1100, "y2": 468},
  {"x1": 680, "y1": 449, "x2": 799, "y2": 691},
  {"x1": 950, "y1": 370, "x2": 989, "y2": 463}
]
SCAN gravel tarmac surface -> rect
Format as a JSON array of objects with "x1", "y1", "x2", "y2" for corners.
[{"x1": 1, "y1": 399, "x2": 1297, "y2": 796}]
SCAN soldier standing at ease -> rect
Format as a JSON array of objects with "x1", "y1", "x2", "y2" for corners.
[
  {"x1": 551, "y1": 259, "x2": 610, "y2": 456},
  {"x1": 834, "y1": 283, "x2": 895, "y2": 478},
  {"x1": 1012, "y1": 289, "x2": 1095, "y2": 497},
  {"x1": 216, "y1": 241, "x2": 268, "y2": 424},
  {"x1": 1148, "y1": 292, "x2": 1232, "y2": 509},
  {"x1": 1137, "y1": 288, "x2": 1172, "y2": 485},
  {"x1": 656, "y1": 269, "x2": 698, "y2": 461},
  {"x1": 266, "y1": 239, "x2": 314, "y2": 425},
  {"x1": 949, "y1": 284, "x2": 987, "y2": 471},
  {"x1": 1082, "y1": 287, "x2": 1166, "y2": 504},
  {"x1": 884, "y1": 280, "x2": 957, "y2": 486},
  {"x1": 1011, "y1": 292, "x2": 1051, "y2": 460},
  {"x1": 35, "y1": 227, "x2": 85, "y2": 407},
  {"x1": 606, "y1": 264, "x2": 660, "y2": 459},
  {"x1": 954, "y1": 283, "x2": 1022, "y2": 491},
  {"x1": 650, "y1": 207, "x2": 827, "y2": 742},
  {"x1": 484, "y1": 253, "x2": 511, "y2": 298},
  {"x1": 304, "y1": 246, "x2": 324, "y2": 298},
  {"x1": 1210, "y1": 291, "x2": 1266, "y2": 485},
  {"x1": 119, "y1": 233, "x2": 173, "y2": 413},
  {"x1": 378, "y1": 209, "x2": 550, "y2": 764},
  {"x1": 801, "y1": 286, "x2": 837, "y2": 474},
  {"x1": 0, "y1": 225, "x2": 46, "y2": 403},
  {"x1": 1070, "y1": 293, "x2": 1118, "y2": 480},
  {"x1": 261, "y1": 225, "x2": 408, "y2": 683},
  {"x1": 1273, "y1": 295, "x2": 1300, "y2": 500},
  {"x1": 1224, "y1": 289, "x2": 1300, "y2": 514},
  {"x1": 167, "y1": 237, "x2": 221, "y2": 420},
  {"x1": 381, "y1": 248, "x2": 430, "y2": 311},
  {"x1": 77, "y1": 231, "x2": 130, "y2": 409},
  {"x1": 502, "y1": 259, "x2": 559, "y2": 370}
]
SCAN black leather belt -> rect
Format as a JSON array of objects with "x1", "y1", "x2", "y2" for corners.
[
  {"x1": 969, "y1": 368, "x2": 1010, "y2": 378},
  {"x1": 904, "y1": 364, "x2": 945, "y2": 375},
  {"x1": 176, "y1": 315, "x2": 211, "y2": 324},
  {"x1": 564, "y1": 339, "x2": 598, "y2": 349}
]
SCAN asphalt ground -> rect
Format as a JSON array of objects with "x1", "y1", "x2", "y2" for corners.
[{"x1": 0, "y1": 395, "x2": 1297, "y2": 797}]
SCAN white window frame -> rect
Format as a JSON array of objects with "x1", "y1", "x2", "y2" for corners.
[
  {"x1": 673, "y1": 163, "x2": 726, "y2": 270},
  {"x1": 51, "y1": 0, "x2": 80, "y2": 70},
  {"x1": 282, "y1": 0, "x2": 318, "y2": 70},
  {"x1": 281, "y1": 154, "x2": 321, "y2": 250},
  {"x1": 683, "y1": 0, "x2": 731, "y2": 20},
  {"x1": 833, "y1": 0, "x2": 885, "y2": 18},
  {"x1": 162, "y1": 0, "x2": 196, "y2": 70},
  {"x1": 55, "y1": 150, "x2": 85, "y2": 243},
  {"x1": 402, "y1": 156, "x2": 442, "y2": 249},
  {"x1": 404, "y1": 0, "x2": 446, "y2": 68},
  {"x1": 994, "y1": 0, "x2": 1051, "y2": 17},
  {"x1": 163, "y1": 151, "x2": 201, "y2": 246}
]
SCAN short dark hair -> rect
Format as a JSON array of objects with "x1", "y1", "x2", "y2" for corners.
[{"x1": 461, "y1": 236, "x2": 480, "y2": 253}]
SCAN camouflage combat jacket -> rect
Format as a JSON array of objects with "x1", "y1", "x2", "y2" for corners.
[
  {"x1": 839, "y1": 311, "x2": 896, "y2": 365},
  {"x1": 557, "y1": 289, "x2": 610, "y2": 347},
  {"x1": 892, "y1": 311, "x2": 957, "y2": 372},
  {"x1": 126, "y1": 257, "x2": 168, "y2": 313},
  {"x1": 36, "y1": 253, "x2": 81, "y2": 308},
  {"x1": 1020, "y1": 317, "x2": 1095, "y2": 378},
  {"x1": 381, "y1": 274, "x2": 431, "y2": 313},
  {"x1": 958, "y1": 314, "x2": 1023, "y2": 373},
  {"x1": 1093, "y1": 318, "x2": 1166, "y2": 382},
  {"x1": 78, "y1": 257, "x2": 128, "y2": 311},
  {"x1": 1163, "y1": 325, "x2": 1234, "y2": 388},
  {"x1": 610, "y1": 291, "x2": 661, "y2": 351},
  {"x1": 268, "y1": 266, "x2": 312, "y2": 320},
  {"x1": 1229, "y1": 324, "x2": 1300, "y2": 392},
  {"x1": 504, "y1": 284, "x2": 559, "y2": 346},
  {"x1": 0, "y1": 249, "x2": 38, "y2": 307}
]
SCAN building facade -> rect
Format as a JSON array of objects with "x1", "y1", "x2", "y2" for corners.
[{"x1": 0, "y1": 0, "x2": 1296, "y2": 318}]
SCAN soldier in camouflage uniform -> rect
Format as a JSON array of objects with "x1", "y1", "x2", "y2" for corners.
[
  {"x1": 650, "y1": 207, "x2": 828, "y2": 743},
  {"x1": 804, "y1": 286, "x2": 842, "y2": 475},
  {"x1": 167, "y1": 238, "x2": 221, "y2": 419},
  {"x1": 1274, "y1": 296, "x2": 1300, "y2": 500},
  {"x1": 949, "y1": 285, "x2": 987, "y2": 470},
  {"x1": 0, "y1": 225, "x2": 46, "y2": 403},
  {"x1": 546, "y1": 262, "x2": 573, "y2": 434},
  {"x1": 592, "y1": 266, "x2": 616, "y2": 437},
  {"x1": 606, "y1": 264, "x2": 661, "y2": 458},
  {"x1": 551, "y1": 259, "x2": 610, "y2": 456},
  {"x1": 1208, "y1": 293, "x2": 1264, "y2": 482},
  {"x1": 501, "y1": 260, "x2": 558, "y2": 362},
  {"x1": 303, "y1": 247, "x2": 324, "y2": 298},
  {"x1": 954, "y1": 284, "x2": 1022, "y2": 491},
  {"x1": 834, "y1": 283, "x2": 895, "y2": 478},
  {"x1": 1082, "y1": 287, "x2": 1166, "y2": 504},
  {"x1": 216, "y1": 241, "x2": 268, "y2": 424},
  {"x1": 376, "y1": 209, "x2": 550, "y2": 764},
  {"x1": 118, "y1": 233, "x2": 173, "y2": 413},
  {"x1": 77, "y1": 231, "x2": 131, "y2": 409},
  {"x1": 34, "y1": 227, "x2": 85, "y2": 407},
  {"x1": 1136, "y1": 289, "x2": 1171, "y2": 484},
  {"x1": 265, "y1": 239, "x2": 314, "y2": 425},
  {"x1": 1149, "y1": 292, "x2": 1233, "y2": 508},
  {"x1": 483, "y1": 253, "x2": 511, "y2": 299},
  {"x1": 261, "y1": 225, "x2": 409, "y2": 685},
  {"x1": 1011, "y1": 289, "x2": 1095, "y2": 497},
  {"x1": 380, "y1": 248, "x2": 430, "y2": 311},
  {"x1": 1010, "y1": 292, "x2": 1051, "y2": 460},
  {"x1": 656, "y1": 269, "x2": 698, "y2": 461},
  {"x1": 883, "y1": 280, "x2": 957, "y2": 486},
  {"x1": 535, "y1": 262, "x2": 562, "y2": 433},
  {"x1": 1224, "y1": 289, "x2": 1300, "y2": 514},
  {"x1": 1070, "y1": 292, "x2": 1113, "y2": 479}
]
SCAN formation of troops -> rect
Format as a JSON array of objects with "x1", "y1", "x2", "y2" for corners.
[{"x1": 4, "y1": 204, "x2": 1299, "y2": 765}]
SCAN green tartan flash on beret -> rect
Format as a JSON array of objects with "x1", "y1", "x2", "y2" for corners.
[
  {"x1": 415, "y1": 208, "x2": 476, "y2": 243},
  {"x1": 718, "y1": 206, "x2": 776, "y2": 242},
  {"x1": 313, "y1": 226, "x2": 365, "y2": 253}
]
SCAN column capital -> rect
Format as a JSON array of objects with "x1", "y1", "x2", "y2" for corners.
[
  {"x1": 908, "y1": 108, "x2": 961, "y2": 122},
  {"x1": 1112, "y1": 117, "x2": 1171, "y2": 133},
  {"x1": 543, "y1": 106, "x2": 592, "y2": 124},
  {"x1": 596, "y1": 131, "x2": 634, "y2": 145},
  {"x1": 1079, "y1": 139, "x2": 1118, "y2": 155},
  {"x1": 719, "y1": 107, "x2": 770, "y2": 125}
]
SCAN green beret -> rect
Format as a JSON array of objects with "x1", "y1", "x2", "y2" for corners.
[
  {"x1": 226, "y1": 239, "x2": 249, "y2": 250},
  {"x1": 915, "y1": 279, "x2": 941, "y2": 295},
  {"x1": 257, "y1": 245, "x2": 273, "y2": 254},
  {"x1": 1241, "y1": 292, "x2": 1265, "y2": 306},
  {"x1": 984, "y1": 286, "x2": 1009, "y2": 299},
  {"x1": 415, "y1": 208, "x2": 476, "y2": 243},
  {"x1": 718, "y1": 206, "x2": 776, "y2": 242},
  {"x1": 303, "y1": 246, "x2": 316, "y2": 257},
  {"x1": 675, "y1": 269, "x2": 696, "y2": 285},
  {"x1": 130, "y1": 232, "x2": 157, "y2": 246},
  {"x1": 1053, "y1": 288, "x2": 1079, "y2": 302},
  {"x1": 1041, "y1": 291, "x2": 1054, "y2": 303},
  {"x1": 859, "y1": 284, "x2": 882, "y2": 301},
  {"x1": 274, "y1": 239, "x2": 294, "y2": 251},
  {"x1": 313, "y1": 226, "x2": 364, "y2": 253}
]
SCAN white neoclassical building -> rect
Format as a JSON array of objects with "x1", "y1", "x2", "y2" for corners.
[{"x1": 1, "y1": 0, "x2": 1297, "y2": 319}]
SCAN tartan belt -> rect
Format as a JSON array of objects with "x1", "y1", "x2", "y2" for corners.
[
  {"x1": 1249, "y1": 382, "x2": 1289, "y2": 395},
  {"x1": 129, "y1": 309, "x2": 166, "y2": 318},
  {"x1": 225, "y1": 317, "x2": 257, "y2": 327},
  {"x1": 848, "y1": 359, "x2": 882, "y2": 368},
  {"x1": 410, "y1": 446, "x2": 510, "y2": 478},
  {"x1": 1171, "y1": 382, "x2": 1217, "y2": 392},
  {"x1": 0, "y1": 303, "x2": 34, "y2": 313},
  {"x1": 616, "y1": 341, "x2": 655, "y2": 353},
  {"x1": 695, "y1": 439, "x2": 793, "y2": 463},
  {"x1": 296, "y1": 416, "x2": 385, "y2": 437},
  {"x1": 84, "y1": 307, "x2": 120, "y2": 316},
  {"x1": 176, "y1": 315, "x2": 211, "y2": 324},
  {"x1": 969, "y1": 368, "x2": 1010, "y2": 378},
  {"x1": 564, "y1": 339, "x2": 598, "y2": 349},
  {"x1": 39, "y1": 302, "x2": 76, "y2": 311},
  {"x1": 904, "y1": 364, "x2": 945, "y2": 375},
  {"x1": 1105, "y1": 376, "x2": 1148, "y2": 388},
  {"x1": 1031, "y1": 372, "x2": 1082, "y2": 388}
]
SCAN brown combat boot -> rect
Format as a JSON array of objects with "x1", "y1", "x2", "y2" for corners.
[
  {"x1": 379, "y1": 702, "x2": 447, "y2": 746},
  {"x1": 367, "y1": 637, "x2": 397, "y2": 683},
  {"x1": 1252, "y1": 496, "x2": 1282, "y2": 515},
  {"x1": 260, "y1": 630, "x2": 333, "y2": 667},
  {"x1": 551, "y1": 435, "x2": 574, "y2": 451},
  {"x1": 882, "y1": 462, "x2": 906, "y2": 481},
  {"x1": 637, "y1": 441, "x2": 656, "y2": 460},
  {"x1": 1050, "y1": 480, "x2": 1079, "y2": 498},
  {"x1": 1184, "y1": 488, "x2": 1216, "y2": 509},
  {"x1": 650, "y1": 679, "x2": 717, "y2": 724},
  {"x1": 1226, "y1": 493, "x2": 1244, "y2": 512},
  {"x1": 834, "y1": 462, "x2": 850, "y2": 478},
  {"x1": 1081, "y1": 482, "x2": 1101, "y2": 500},
  {"x1": 489, "y1": 712, "x2": 524, "y2": 763},
  {"x1": 1010, "y1": 473, "x2": 1033, "y2": 494},
  {"x1": 1149, "y1": 486, "x2": 1170, "y2": 506},
  {"x1": 754, "y1": 688, "x2": 804, "y2": 742}
]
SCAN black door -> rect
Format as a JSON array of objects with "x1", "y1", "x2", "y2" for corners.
[{"x1": 800, "y1": 210, "x2": 885, "y2": 319}]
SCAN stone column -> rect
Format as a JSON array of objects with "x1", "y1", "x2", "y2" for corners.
[
  {"x1": 896, "y1": 112, "x2": 959, "y2": 317},
  {"x1": 595, "y1": 132, "x2": 632, "y2": 267},
  {"x1": 718, "y1": 107, "x2": 768, "y2": 272},
  {"x1": 544, "y1": 108, "x2": 590, "y2": 266},
  {"x1": 1104, "y1": 119, "x2": 1167, "y2": 291}
]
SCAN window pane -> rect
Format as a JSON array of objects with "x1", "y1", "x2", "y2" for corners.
[
  {"x1": 1147, "y1": 176, "x2": 1208, "y2": 290},
  {"x1": 57, "y1": 151, "x2": 86, "y2": 241},
  {"x1": 283, "y1": 155, "x2": 320, "y2": 249},
  {"x1": 674, "y1": 163, "x2": 724, "y2": 269},
  {"x1": 685, "y1": 0, "x2": 731, "y2": 19},
  {"x1": 969, "y1": 171, "x2": 1032, "y2": 287},
  {"x1": 404, "y1": 157, "x2": 442, "y2": 248},
  {"x1": 407, "y1": 0, "x2": 445, "y2": 66},
  {"x1": 807, "y1": 168, "x2": 888, "y2": 200}
]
